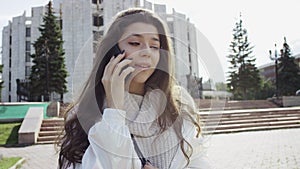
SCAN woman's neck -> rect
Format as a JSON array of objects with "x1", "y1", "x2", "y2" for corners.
[{"x1": 129, "y1": 81, "x2": 145, "y2": 95}]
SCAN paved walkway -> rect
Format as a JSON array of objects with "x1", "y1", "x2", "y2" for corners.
[
  {"x1": 0, "y1": 144, "x2": 58, "y2": 169},
  {"x1": 1, "y1": 128, "x2": 300, "y2": 169},
  {"x1": 207, "y1": 128, "x2": 300, "y2": 169}
]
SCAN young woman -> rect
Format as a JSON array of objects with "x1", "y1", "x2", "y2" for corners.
[{"x1": 58, "y1": 8, "x2": 211, "y2": 169}]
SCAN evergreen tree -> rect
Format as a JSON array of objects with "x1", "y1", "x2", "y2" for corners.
[
  {"x1": 30, "y1": 1, "x2": 68, "y2": 102},
  {"x1": 255, "y1": 77, "x2": 275, "y2": 99},
  {"x1": 0, "y1": 64, "x2": 3, "y2": 101},
  {"x1": 227, "y1": 15, "x2": 261, "y2": 100},
  {"x1": 277, "y1": 37, "x2": 300, "y2": 96}
]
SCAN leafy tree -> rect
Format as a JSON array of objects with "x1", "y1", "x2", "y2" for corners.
[
  {"x1": 277, "y1": 37, "x2": 300, "y2": 96},
  {"x1": 227, "y1": 15, "x2": 261, "y2": 100},
  {"x1": 215, "y1": 82, "x2": 227, "y2": 91},
  {"x1": 29, "y1": 1, "x2": 68, "y2": 102}
]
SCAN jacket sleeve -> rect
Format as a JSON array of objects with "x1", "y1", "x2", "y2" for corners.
[{"x1": 80, "y1": 108, "x2": 142, "y2": 169}]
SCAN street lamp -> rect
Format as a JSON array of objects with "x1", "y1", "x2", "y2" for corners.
[{"x1": 269, "y1": 44, "x2": 279, "y2": 99}]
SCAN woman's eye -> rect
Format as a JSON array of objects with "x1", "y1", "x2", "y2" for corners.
[
  {"x1": 128, "y1": 42, "x2": 140, "y2": 46},
  {"x1": 151, "y1": 46, "x2": 159, "y2": 50}
]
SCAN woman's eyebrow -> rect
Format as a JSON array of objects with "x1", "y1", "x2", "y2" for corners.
[{"x1": 130, "y1": 33, "x2": 160, "y2": 42}]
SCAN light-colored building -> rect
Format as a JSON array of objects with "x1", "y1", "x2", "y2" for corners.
[
  {"x1": 168, "y1": 9, "x2": 199, "y2": 88},
  {"x1": 1, "y1": 7, "x2": 45, "y2": 102},
  {"x1": 259, "y1": 53, "x2": 300, "y2": 82},
  {"x1": 53, "y1": 0, "x2": 94, "y2": 102},
  {"x1": 1, "y1": 0, "x2": 201, "y2": 102}
]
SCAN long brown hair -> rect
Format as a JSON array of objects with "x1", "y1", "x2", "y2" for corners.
[{"x1": 57, "y1": 8, "x2": 201, "y2": 169}]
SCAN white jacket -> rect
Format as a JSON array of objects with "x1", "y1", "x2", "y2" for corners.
[{"x1": 68, "y1": 108, "x2": 212, "y2": 169}]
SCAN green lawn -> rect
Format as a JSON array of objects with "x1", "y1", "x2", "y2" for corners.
[
  {"x1": 0, "y1": 157, "x2": 22, "y2": 169},
  {"x1": 0, "y1": 122, "x2": 21, "y2": 145}
]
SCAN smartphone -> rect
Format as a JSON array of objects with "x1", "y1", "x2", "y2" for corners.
[{"x1": 107, "y1": 44, "x2": 123, "y2": 59}]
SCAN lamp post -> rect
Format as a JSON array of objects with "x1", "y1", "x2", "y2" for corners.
[{"x1": 269, "y1": 44, "x2": 279, "y2": 99}]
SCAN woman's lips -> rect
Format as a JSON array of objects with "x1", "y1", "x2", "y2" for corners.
[{"x1": 134, "y1": 63, "x2": 151, "y2": 70}]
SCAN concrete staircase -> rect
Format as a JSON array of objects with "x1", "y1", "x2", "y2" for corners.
[
  {"x1": 36, "y1": 107, "x2": 300, "y2": 143},
  {"x1": 37, "y1": 118, "x2": 64, "y2": 144},
  {"x1": 200, "y1": 107, "x2": 300, "y2": 135}
]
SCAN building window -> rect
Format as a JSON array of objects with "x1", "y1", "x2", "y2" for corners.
[
  {"x1": 26, "y1": 41, "x2": 31, "y2": 51},
  {"x1": 26, "y1": 27, "x2": 31, "y2": 37},
  {"x1": 92, "y1": 0, "x2": 103, "y2": 4},
  {"x1": 26, "y1": 52, "x2": 31, "y2": 62},
  {"x1": 93, "y1": 15, "x2": 103, "y2": 27},
  {"x1": 25, "y1": 66, "x2": 31, "y2": 77},
  {"x1": 9, "y1": 59, "x2": 11, "y2": 68},
  {"x1": 93, "y1": 31, "x2": 102, "y2": 41}
]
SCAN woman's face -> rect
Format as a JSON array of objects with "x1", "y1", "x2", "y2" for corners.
[{"x1": 118, "y1": 22, "x2": 160, "y2": 84}]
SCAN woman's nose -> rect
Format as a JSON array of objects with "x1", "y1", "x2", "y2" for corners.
[{"x1": 139, "y1": 44, "x2": 151, "y2": 57}]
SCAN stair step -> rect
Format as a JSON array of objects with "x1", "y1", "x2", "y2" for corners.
[
  {"x1": 40, "y1": 126, "x2": 62, "y2": 131},
  {"x1": 204, "y1": 119, "x2": 300, "y2": 130},
  {"x1": 37, "y1": 140, "x2": 56, "y2": 144},
  {"x1": 43, "y1": 118, "x2": 64, "y2": 122},
  {"x1": 37, "y1": 135, "x2": 58, "y2": 142},
  {"x1": 201, "y1": 113, "x2": 300, "y2": 121},
  {"x1": 200, "y1": 110, "x2": 300, "y2": 118},
  {"x1": 204, "y1": 116, "x2": 300, "y2": 125},
  {"x1": 39, "y1": 131, "x2": 61, "y2": 137},
  {"x1": 203, "y1": 124, "x2": 300, "y2": 134},
  {"x1": 41, "y1": 122, "x2": 64, "y2": 127},
  {"x1": 202, "y1": 115, "x2": 300, "y2": 123}
]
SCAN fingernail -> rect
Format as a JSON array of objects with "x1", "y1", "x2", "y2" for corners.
[{"x1": 127, "y1": 58, "x2": 133, "y2": 60}]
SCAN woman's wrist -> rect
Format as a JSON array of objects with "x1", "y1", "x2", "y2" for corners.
[{"x1": 106, "y1": 98, "x2": 124, "y2": 110}]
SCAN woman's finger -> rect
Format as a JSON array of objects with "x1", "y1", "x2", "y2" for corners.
[
  {"x1": 102, "y1": 56, "x2": 115, "y2": 79},
  {"x1": 119, "y1": 66, "x2": 135, "y2": 80},
  {"x1": 104, "y1": 52, "x2": 125, "y2": 78},
  {"x1": 109, "y1": 52, "x2": 126, "y2": 71},
  {"x1": 112, "y1": 59, "x2": 133, "y2": 77}
]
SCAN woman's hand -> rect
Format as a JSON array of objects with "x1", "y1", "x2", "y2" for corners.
[{"x1": 101, "y1": 52, "x2": 134, "y2": 110}]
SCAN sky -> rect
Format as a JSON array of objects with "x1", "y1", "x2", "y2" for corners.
[{"x1": 1, "y1": 0, "x2": 300, "y2": 82}]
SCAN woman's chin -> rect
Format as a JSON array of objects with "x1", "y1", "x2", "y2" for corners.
[{"x1": 128, "y1": 72, "x2": 150, "y2": 84}]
